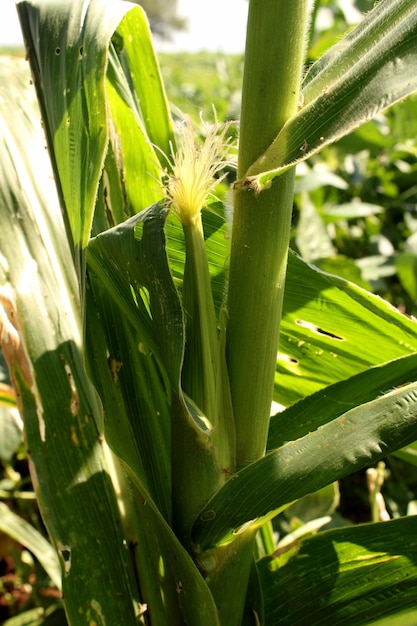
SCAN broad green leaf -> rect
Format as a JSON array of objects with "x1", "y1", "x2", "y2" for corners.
[
  {"x1": 17, "y1": 0, "x2": 133, "y2": 255},
  {"x1": 276, "y1": 251, "x2": 417, "y2": 405},
  {"x1": 92, "y1": 8, "x2": 175, "y2": 233},
  {"x1": 85, "y1": 271, "x2": 172, "y2": 521},
  {"x1": 269, "y1": 352, "x2": 417, "y2": 450},
  {"x1": 87, "y1": 202, "x2": 184, "y2": 389},
  {"x1": 87, "y1": 201, "x2": 221, "y2": 620},
  {"x1": 323, "y1": 200, "x2": 385, "y2": 219},
  {"x1": 0, "y1": 56, "x2": 138, "y2": 624},
  {"x1": 165, "y1": 209, "x2": 417, "y2": 406},
  {"x1": 108, "y1": 9, "x2": 174, "y2": 164},
  {"x1": 17, "y1": 0, "x2": 173, "y2": 279},
  {"x1": 295, "y1": 192, "x2": 335, "y2": 263},
  {"x1": 192, "y1": 382, "x2": 417, "y2": 551},
  {"x1": 312, "y1": 256, "x2": 371, "y2": 290},
  {"x1": 394, "y1": 440, "x2": 417, "y2": 467},
  {"x1": 88, "y1": 203, "x2": 229, "y2": 541},
  {"x1": 101, "y1": 7, "x2": 175, "y2": 223},
  {"x1": 282, "y1": 483, "x2": 339, "y2": 526},
  {"x1": 258, "y1": 517, "x2": 417, "y2": 625},
  {"x1": 0, "y1": 502, "x2": 61, "y2": 589},
  {"x1": 245, "y1": 0, "x2": 417, "y2": 188},
  {"x1": 105, "y1": 58, "x2": 162, "y2": 217},
  {"x1": 294, "y1": 167, "x2": 348, "y2": 194}
]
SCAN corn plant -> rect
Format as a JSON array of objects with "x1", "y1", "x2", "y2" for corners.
[{"x1": 2, "y1": 0, "x2": 417, "y2": 624}]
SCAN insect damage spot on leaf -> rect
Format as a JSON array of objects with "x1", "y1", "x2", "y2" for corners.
[
  {"x1": 63, "y1": 363, "x2": 80, "y2": 416},
  {"x1": 107, "y1": 355, "x2": 123, "y2": 384},
  {"x1": 296, "y1": 319, "x2": 344, "y2": 341},
  {"x1": 278, "y1": 353, "x2": 299, "y2": 365},
  {"x1": 58, "y1": 544, "x2": 71, "y2": 576}
]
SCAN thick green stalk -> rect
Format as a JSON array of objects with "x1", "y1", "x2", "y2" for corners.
[
  {"x1": 227, "y1": 0, "x2": 310, "y2": 468},
  {"x1": 195, "y1": 4, "x2": 312, "y2": 624}
]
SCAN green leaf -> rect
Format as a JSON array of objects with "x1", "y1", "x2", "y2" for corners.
[
  {"x1": 269, "y1": 352, "x2": 417, "y2": 450},
  {"x1": 312, "y1": 256, "x2": 371, "y2": 290},
  {"x1": 85, "y1": 268, "x2": 172, "y2": 521},
  {"x1": 87, "y1": 198, "x2": 235, "y2": 616},
  {"x1": 295, "y1": 192, "x2": 336, "y2": 263},
  {"x1": 0, "y1": 56, "x2": 139, "y2": 624},
  {"x1": 394, "y1": 440, "x2": 417, "y2": 467},
  {"x1": 87, "y1": 202, "x2": 184, "y2": 389},
  {"x1": 108, "y1": 10, "x2": 174, "y2": 165},
  {"x1": 0, "y1": 502, "x2": 61, "y2": 589},
  {"x1": 102, "y1": 9, "x2": 174, "y2": 222},
  {"x1": 258, "y1": 517, "x2": 417, "y2": 625},
  {"x1": 277, "y1": 251, "x2": 417, "y2": 405},
  {"x1": 165, "y1": 210, "x2": 417, "y2": 406},
  {"x1": 17, "y1": 0, "x2": 133, "y2": 254},
  {"x1": 192, "y1": 382, "x2": 417, "y2": 551},
  {"x1": 246, "y1": 0, "x2": 417, "y2": 188},
  {"x1": 323, "y1": 200, "x2": 385, "y2": 219}
]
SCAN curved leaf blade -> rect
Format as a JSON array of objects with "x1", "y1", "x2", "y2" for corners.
[
  {"x1": 0, "y1": 502, "x2": 61, "y2": 590},
  {"x1": 85, "y1": 275, "x2": 172, "y2": 521},
  {"x1": 192, "y1": 383, "x2": 417, "y2": 551},
  {"x1": 259, "y1": 517, "x2": 417, "y2": 625},
  {"x1": 246, "y1": 0, "x2": 417, "y2": 188},
  {"x1": 109, "y1": 7, "x2": 175, "y2": 163},
  {"x1": 0, "y1": 56, "x2": 139, "y2": 625},
  {"x1": 277, "y1": 251, "x2": 417, "y2": 405},
  {"x1": 17, "y1": 0, "x2": 134, "y2": 254},
  {"x1": 101, "y1": 7, "x2": 174, "y2": 225},
  {"x1": 269, "y1": 353, "x2": 417, "y2": 450},
  {"x1": 87, "y1": 202, "x2": 184, "y2": 388}
]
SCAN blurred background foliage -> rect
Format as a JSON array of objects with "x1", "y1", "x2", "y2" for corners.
[
  {"x1": 2, "y1": 0, "x2": 417, "y2": 621},
  {"x1": 130, "y1": 0, "x2": 187, "y2": 39}
]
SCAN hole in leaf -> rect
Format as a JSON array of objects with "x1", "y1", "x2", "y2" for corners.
[
  {"x1": 278, "y1": 353, "x2": 298, "y2": 365},
  {"x1": 58, "y1": 545, "x2": 71, "y2": 576},
  {"x1": 296, "y1": 319, "x2": 344, "y2": 341},
  {"x1": 55, "y1": 47, "x2": 61, "y2": 55}
]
